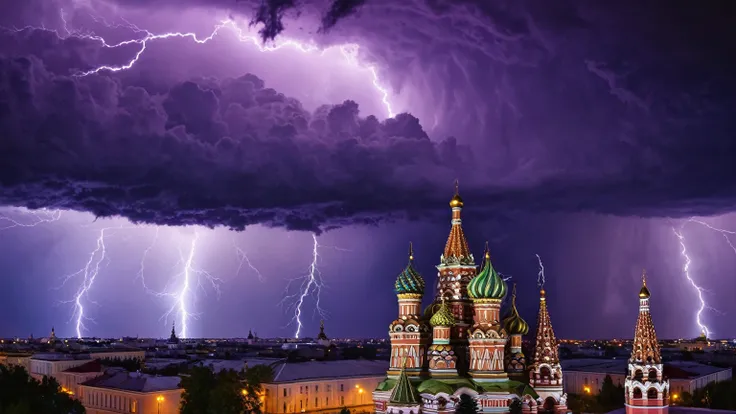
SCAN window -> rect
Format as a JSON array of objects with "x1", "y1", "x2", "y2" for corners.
[
  {"x1": 326, "y1": 397, "x2": 329, "y2": 406},
  {"x1": 300, "y1": 386, "x2": 303, "y2": 394},
  {"x1": 300, "y1": 401, "x2": 303, "y2": 410},
  {"x1": 340, "y1": 384, "x2": 344, "y2": 392},
  {"x1": 340, "y1": 396, "x2": 344, "y2": 405},
  {"x1": 283, "y1": 388, "x2": 287, "y2": 397},
  {"x1": 315, "y1": 397, "x2": 318, "y2": 408},
  {"x1": 327, "y1": 384, "x2": 331, "y2": 392},
  {"x1": 315, "y1": 385, "x2": 319, "y2": 392},
  {"x1": 283, "y1": 402, "x2": 287, "y2": 413}
]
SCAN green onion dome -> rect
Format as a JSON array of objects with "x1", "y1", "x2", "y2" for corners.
[
  {"x1": 468, "y1": 243, "x2": 507, "y2": 300},
  {"x1": 503, "y1": 284, "x2": 529, "y2": 335},
  {"x1": 429, "y1": 300, "x2": 456, "y2": 327},
  {"x1": 394, "y1": 243, "x2": 425, "y2": 296}
]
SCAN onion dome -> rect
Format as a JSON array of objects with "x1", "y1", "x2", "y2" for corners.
[
  {"x1": 503, "y1": 284, "x2": 529, "y2": 335},
  {"x1": 394, "y1": 243, "x2": 425, "y2": 296},
  {"x1": 468, "y1": 242, "x2": 507, "y2": 300},
  {"x1": 449, "y1": 179, "x2": 464, "y2": 208},
  {"x1": 429, "y1": 299, "x2": 456, "y2": 327},
  {"x1": 639, "y1": 269, "x2": 651, "y2": 299}
]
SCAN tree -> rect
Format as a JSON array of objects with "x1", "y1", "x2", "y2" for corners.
[
  {"x1": 509, "y1": 398, "x2": 523, "y2": 414},
  {"x1": 597, "y1": 375, "x2": 624, "y2": 410},
  {"x1": 0, "y1": 365, "x2": 85, "y2": 414},
  {"x1": 339, "y1": 408, "x2": 351, "y2": 414},
  {"x1": 455, "y1": 393, "x2": 479, "y2": 414},
  {"x1": 180, "y1": 364, "x2": 275, "y2": 414}
]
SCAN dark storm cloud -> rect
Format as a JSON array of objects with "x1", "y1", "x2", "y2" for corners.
[
  {"x1": 0, "y1": 51, "x2": 469, "y2": 231},
  {"x1": 1, "y1": 0, "x2": 736, "y2": 231}
]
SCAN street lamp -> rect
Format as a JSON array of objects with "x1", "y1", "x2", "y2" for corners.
[{"x1": 156, "y1": 395, "x2": 164, "y2": 414}]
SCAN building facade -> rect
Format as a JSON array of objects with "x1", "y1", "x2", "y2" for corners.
[
  {"x1": 372, "y1": 187, "x2": 568, "y2": 414},
  {"x1": 624, "y1": 271, "x2": 669, "y2": 414},
  {"x1": 80, "y1": 370, "x2": 182, "y2": 414},
  {"x1": 261, "y1": 360, "x2": 386, "y2": 414}
]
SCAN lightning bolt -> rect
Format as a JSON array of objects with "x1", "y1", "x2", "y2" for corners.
[
  {"x1": 280, "y1": 233, "x2": 327, "y2": 339},
  {"x1": 234, "y1": 243, "x2": 265, "y2": 282},
  {"x1": 0, "y1": 207, "x2": 62, "y2": 229},
  {"x1": 535, "y1": 253, "x2": 545, "y2": 289},
  {"x1": 671, "y1": 217, "x2": 734, "y2": 338},
  {"x1": 136, "y1": 226, "x2": 160, "y2": 294},
  {"x1": 59, "y1": 226, "x2": 123, "y2": 339},
  {"x1": 156, "y1": 231, "x2": 222, "y2": 339},
  {"x1": 20, "y1": 10, "x2": 396, "y2": 118}
]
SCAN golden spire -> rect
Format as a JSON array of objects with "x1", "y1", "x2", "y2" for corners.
[
  {"x1": 639, "y1": 269, "x2": 651, "y2": 299},
  {"x1": 409, "y1": 242, "x2": 414, "y2": 261},
  {"x1": 449, "y1": 179, "x2": 464, "y2": 208},
  {"x1": 511, "y1": 283, "x2": 517, "y2": 302},
  {"x1": 443, "y1": 183, "x2": 472, "y2": 264}
]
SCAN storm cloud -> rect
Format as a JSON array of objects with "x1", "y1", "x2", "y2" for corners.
[{"x1": 1, "y1": 0, "x2": 735, "y2": 232}]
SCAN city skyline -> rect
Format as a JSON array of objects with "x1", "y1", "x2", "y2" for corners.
[{"x1": 1, "y1": 1, "x2": 735, "y2": 341}]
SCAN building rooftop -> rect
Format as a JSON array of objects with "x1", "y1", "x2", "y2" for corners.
[
  {"x1": 30, "y1": 353, "x2": 92, "y2": 361},
  {"x1": 82, "y1": 370, "x2": 181, "y2": 392},
  {"x1": 64, "y1": 360, "x2": 103, "y2": 373},
  {"x1": 270, "y1": 359, "x2": 388, "y2": 383},
  {"x1": 201, "y1": 357, "x2": 282, "y2": 373},
  {"x1": 561, "y1": 358, "x2": 731, "y2": 379},
  {"x1": 608, "y1": 408, "x2": 736, "y2": 414}
]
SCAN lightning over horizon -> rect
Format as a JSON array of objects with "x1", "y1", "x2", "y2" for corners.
[
  {"x1": 0, "y1": 208, "x2": 62, "y2": 230},
  {"x1": 281, "y1": 233, "x2": 327, "y2": 339},
  {"x1": 10, "y1": 8, "x2": 397, "y2": 118},
  {"x1": 671, "y1": 217, "x2": 736, "y2": 338}
]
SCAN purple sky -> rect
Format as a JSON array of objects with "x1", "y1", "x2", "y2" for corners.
[{"x1": 0, "y1": 0, "x2": 735, "y2": 340}]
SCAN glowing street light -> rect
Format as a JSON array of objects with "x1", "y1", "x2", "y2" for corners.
[
  {"x1": 583, "y1": 386, "x2": 591, "y2": 394},
  {"x1": 156, "y1": 395, "x2": 164, "y2": 414}
]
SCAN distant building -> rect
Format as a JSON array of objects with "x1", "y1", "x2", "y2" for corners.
[
  {"x1": 317, "y1": 320, "x2": 331, "y2": 347},
  {"x1": 57, "y1": 360, "x2": 105, "y2": 398},
  {"x1": 80, "y1": 370, "x2": 182, "y2": 414},
  {"x1": 562, "y1": 359, "x2": 731, "y2": 398},
  {"x1": 261, "y1": 359, "x2": 387, "y2": 414},
  {"x1": 29, "y1": 353, "x2": 92, "y2": 381},
  {"x1": 0, "y1": 353, "x2": 32, "y2": 371}
]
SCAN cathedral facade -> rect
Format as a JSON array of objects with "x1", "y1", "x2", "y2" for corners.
[{"x1": 372, "y1": 187, "x2": 568, "y2": 414}]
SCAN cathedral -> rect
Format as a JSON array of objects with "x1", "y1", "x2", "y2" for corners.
[{"x1": 372, "y1": 187, "x2": 568, "y2": 414}]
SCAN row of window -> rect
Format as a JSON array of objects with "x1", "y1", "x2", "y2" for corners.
[
  {"x1": 85, "y1": 391, "x2": 138, "y2": 413},
  {"x1": 282, "y1": 396, "x2": 346, "y2": 413},
  {"x1": 287, "y1": 383, "x2": 346, "y2": 396}
]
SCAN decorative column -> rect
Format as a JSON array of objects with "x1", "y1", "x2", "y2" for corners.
[{"x1": 529, "y1": 288, "x2": 567, "y2": 413}]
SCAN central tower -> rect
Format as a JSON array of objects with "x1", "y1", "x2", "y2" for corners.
[{"x1": 434, "y1": 182, "x2": 476, "y2": 373}]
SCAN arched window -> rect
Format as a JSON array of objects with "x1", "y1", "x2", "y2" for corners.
[
  {"x1": 543, "y1": 397, "x2": 556, "y2": 411},
  {"x1": 540, "y1": 366, "x2": 551, "y2": 379},
  {"x1": 647, "y1": 388, "x2": 658, "y2": 399},
  {"x1": 633, "y1": 388, "x2": 643, "y2": 399},
  {"x1": 634, "y1": 369, "x2": 644, "y2": 381},
  {"x1": 648, "y1": 369, "x2": 658, "y2": 381}
]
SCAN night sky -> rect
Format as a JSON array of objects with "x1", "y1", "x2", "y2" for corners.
[{"x1": 1, "y1": 0, "x2": 735, "y2": 341}]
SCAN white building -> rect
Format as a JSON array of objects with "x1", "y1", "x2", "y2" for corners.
[
  {"x1": 262, "y1": 359, "x2": 388, "y2": 414},
  {"x1": 80, "y1": 370, "x2": 182, "y2": 414},
  {"x1": 28, "y1": 353, "x2": 93, "y2": 380},
  {"x1": 561, "y1": 358, "x2": 732, "y2": 398}
]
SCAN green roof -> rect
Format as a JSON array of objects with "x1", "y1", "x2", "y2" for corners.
[
  {"x1": 468, "y1": 248, "x2": 507, "y2": 300},
  {"x1": 429, "y1": 301, "x2": 455, "y2": 327},
  {"x1": 376, "y1": 377, "x2": 538, "y2": 399},
  {"x1": 395, "y1": 260, "x2": 425, "y2": 296},
  {"x1": 389, "y1": 369, "x2": 421, "y2": 405}
]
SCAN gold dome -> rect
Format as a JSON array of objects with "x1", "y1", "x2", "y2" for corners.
[
  {"x1": 449, "y1": 179, "x2": 463, "y2": 208},
  {"x1": 639, "y1": 269, "x2": 651, "y2": 299}
]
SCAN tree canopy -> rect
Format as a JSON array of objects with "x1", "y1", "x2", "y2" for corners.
[
  {"x1": 455, "y1": 393, "x2": 479, "y2": 414},
  {"x1": 180, "y1": 363, "x2": 275, "y2": 414},
  {"x1": 0, "y1": 365, "x2": 85, "y2": 414}
]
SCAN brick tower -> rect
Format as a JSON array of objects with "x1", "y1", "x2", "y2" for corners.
[
  {"x1": 527, "y1": 288, "x2": 567, "y2": 413},
  {"x1": 625, "y1": 270, "x2": 669, "y2": 414},
  {"x1": 433, "y1": 182, "x2": 476, "y2": 373},
  {"x1": 388, "y1": 243, "x2": 431, "y2": 377}
]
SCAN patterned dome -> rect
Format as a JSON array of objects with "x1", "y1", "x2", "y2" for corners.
[
  {"x1": 503, "y1": 284, "x2": 529, "y2": 335},
  {"x1": 394, "y1": 243, "x2": 425, "y2": 295},
  {"x1": 468, "y1": 243, "x2": 507, "y2": 300},
  {"x1": 429, "y1": 300, "x2": 456, "y2": 327}
]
